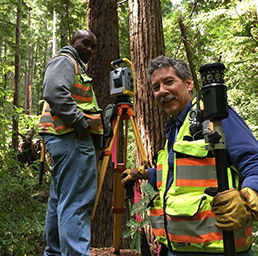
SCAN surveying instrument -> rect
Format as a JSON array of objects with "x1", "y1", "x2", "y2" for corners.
[
  {"x1": 198, "y1": 63, "x2": 236, "y2": 256},
  {"x1": 91, "y1": 58, "x2": 150, "y2": 254}
]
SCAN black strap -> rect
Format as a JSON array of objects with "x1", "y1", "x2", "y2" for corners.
[{"x1": 140, "y1": 228, "x2": 151, "y2": 256}]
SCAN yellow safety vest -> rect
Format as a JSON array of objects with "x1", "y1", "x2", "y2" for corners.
[
  {"x1": 39, "y1": 53, "x2": 103, "y2": 136},
  {"x1": 150, "y1": 103, "x2": 252, "y2": 253}
]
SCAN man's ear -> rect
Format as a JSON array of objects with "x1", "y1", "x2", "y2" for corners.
[
  {"x1": 70, "y1": 38, "x2": 75, "y2": 46},
  {"x1": 185, "y1": 77, "x2": 194, "y2": 92}
]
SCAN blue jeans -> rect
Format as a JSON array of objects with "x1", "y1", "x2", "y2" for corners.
[
  {"x1": 43, "y1": 132, "x2": 97, "y2": 256},
  {"x1": 167, "y1": 248, "x2": 254, "y2": 256}
]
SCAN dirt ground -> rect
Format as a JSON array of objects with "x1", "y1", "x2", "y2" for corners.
[
  {"x1": 90, "y1": 246, "x2": 158, "y2": 256},
  {"x1": 90, "y1": 247, "x2": 142, "y2": 256}
]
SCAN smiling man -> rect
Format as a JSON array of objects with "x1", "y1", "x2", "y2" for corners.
[
  {"x1": 121, "y1": 56, "x2": 258, "y2": 256},
  {"x1": 150, "y1": 59, "x2": 193, "y2": 118},
  {"x1": 39, "y1": 29, "x2": 103, "y2": 256}
]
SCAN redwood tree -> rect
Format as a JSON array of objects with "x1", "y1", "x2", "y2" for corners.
[
  {"x1": 87, "y1": 0, "x2": 128, "y2": 249},
  {"x1": 12, "y1": 0, "x2": 22, "y2": 152},
  {"x1": 128, "y1": 0, "x2": 169, "y2": 166}
]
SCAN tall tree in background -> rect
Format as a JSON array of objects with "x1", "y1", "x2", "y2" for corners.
[
  {"x1": 87, "y1": 0, "x2": 125, "y2": 248},
  {"x1": 128, "y1": 0, "x2": 169, "y2": 165},
  {"x1": 12, "y1": 0, "x2": 22, "y2": 152},
  {"x1": 60, "y1": 1, "x2": 69, "y2": 47},
  {"x1": 24, "y1": 11, "x2": 31, "y2": 115}
]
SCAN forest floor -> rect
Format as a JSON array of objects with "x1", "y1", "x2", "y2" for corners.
[
  {"x1": 90, "y1": 247, "x2": 142, "y2": 256},
  {"x1": 90, "y1": 246, "x2": 158, "y2": 256}
]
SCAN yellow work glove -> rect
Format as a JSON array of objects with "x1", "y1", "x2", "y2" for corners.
[
  {"x1": 121, "y1": 165, "x2": 149, "y2": 186},
  {"x1": 207, "y1": 187, "x2": 258, "y2": 231}
]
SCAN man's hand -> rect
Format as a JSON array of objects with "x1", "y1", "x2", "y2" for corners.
[
  {"x1": 78, "y1": 127, "x2": 91, "y2": 140},
  {"x1": 206, "y1": 187, "x2": 258, "y2": 231},
  {"x1": 121, "y1": 165, "x2": 149, "y2": 186}
]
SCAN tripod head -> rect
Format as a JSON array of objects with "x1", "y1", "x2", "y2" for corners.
[
  {"x1": 110, "y1": 58, "x2": 135, "y2": 103},
  {"x1": 199, "y1": 63, "x2": 228, "y2": 121}
]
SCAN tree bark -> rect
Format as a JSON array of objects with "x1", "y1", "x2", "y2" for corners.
[
  {"x1": 12, "y1": 0, "x2": 22, "y2": 153},
  {"x1": 128, "y1": 0, "x2": 169, "y2": 166},
  {"x1": 87, "y1": 0, "x2": 130, "y2": 249},
  {"x1": 52, "y1": 9, "x2": 58, "y2": 56},
  {"x1": 60, "y1": 1, "x2": 69, "y2": 47},
  {"x1": 128, "y1": 0, "x2": 169, "y2": 249},
  {"x1": 25, "y1": 11, "x2": 31, "y2": 115}
]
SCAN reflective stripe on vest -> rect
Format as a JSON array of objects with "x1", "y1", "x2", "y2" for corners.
[
  {"x1": 155, "y1": 148, "x2": 166, "y2": 189},
  {"x1": 150, "y1": 97, "x2": 252, "y2": 253},
  {"x1": 157, "y1": 164, "x2": 163, "y2": 189},
  {"x1": 39, "y1": 53, "x2": 103, "y2": 135},
  {"x1": 39, "y1": 103, "x2": 54, "y2": 129},
  {"x1": 39, "y1": 102, "x2": 74, "y2": 135},
  {"x1": 72, "y1": 83, "x2": 92, "y2": 102},
  {"x1": 150, "y1": 208, "x2": 252, "y2": 252},
  {"x1": 176, "y1": 158, "x2": 217, "y2": 187}
]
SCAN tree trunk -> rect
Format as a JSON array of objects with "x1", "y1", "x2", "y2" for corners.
[
  {"x1": 12, "y1": 0, "x2": 22, "y2": 152},
  {"x1": 60, "y1": 2, "x2": 69, "y2": 47},
  {"x1": 87, "y1": 0, "x2": 130, "y2": 249},
  {"x1": 128, "y1": 0, "x2": 169, "y2": 165},
  {"x1": 128, "y1": 0, "x2": 169, "y2": 251},
  {"x1": 25, "y1": 11, "x2": 31, "y2": 115},
  {"x1": 52, "y1": 9, "x2": 58, "y2": 56}
]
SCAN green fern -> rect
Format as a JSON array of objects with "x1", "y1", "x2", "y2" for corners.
[{"x1": 122, "y1": 182, "x2": 156, "y2": 253}]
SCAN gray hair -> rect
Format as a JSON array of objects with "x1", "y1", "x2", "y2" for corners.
[{"x1": 147, "y1": 55, "x2": 191, "y2": 84}]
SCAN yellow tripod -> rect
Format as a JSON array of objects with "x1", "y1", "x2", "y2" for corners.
[{"x1": 91, "y1": 101, "x2": 149, "y2": 254}]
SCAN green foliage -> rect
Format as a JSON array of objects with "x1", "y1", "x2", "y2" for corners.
[
  {"x1": 117, "y1": 1, "x2": 131, "y2": 59},
  {"x1": 0, "y1": 144, "x2": 47, "y2": 255},
  {"x1": 252, "y1": 222, "x2": 258, "y2": 255},
  {"x1": 123, "y1": 182, "x2": 156, "y2": 253},
  {"x1": 163, "y1": 0, "x2": 258, "y2": 138},
  {"x1": 126, "y1": 121, "x2": 136, "y2": 169},
  {"x1": 1, "y1": 0, "x2": 258, "y2": 253}
]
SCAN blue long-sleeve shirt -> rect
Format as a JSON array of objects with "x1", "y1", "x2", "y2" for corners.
[{"x1": 148, "y1": 100, "x2": 258, "y2": 193}]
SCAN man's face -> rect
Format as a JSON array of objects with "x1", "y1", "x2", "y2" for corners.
[
  {"x1": 71, "y1": 31, "x2": 96, "y2": 63},
  {"x1": 151, "y1": 66, "x2": 193, "y2": 119}
]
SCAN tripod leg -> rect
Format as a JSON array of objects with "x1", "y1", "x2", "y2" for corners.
[
  {"x1": 113, "y1": 118, "x2": 128, "y2": 253},
  {"x1": 113, "y1": 165, "x2": 125, "y2": 254},
  {"x1": 91, "y1": 115, "x2": 121, "y2": 222}
]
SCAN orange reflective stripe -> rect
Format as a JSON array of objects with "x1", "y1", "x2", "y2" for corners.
[
  {"x1": 83, "y1": 113, "x2": 103, "y2": 131},
  {"x1": 157, "y1": 181, "x2": 162, "y2": 188},
  {"x1": 83, "y1": 113, "x2": 102, "y2": 120},
  {"x1": 168, "y1": 231, "x2": 222, "y2": 244},
  {"x1": 168, "y1": 228, "x2": 251, "y2": 246},
  {"x1": 152, "y1": 228, "x2": 166, "y2": 237},
  {"x1": 39, "y1": 122, "x2": 54, "y2": 128},
  {"x1": 41, "y1": 111, "x2": 51, "y2": 117},
  {"x1": 210, "y1": 121, "x2": 214, "y2": 132},
  {"x1": 176, "y1": 158, "x2": 217, "y2": 187},
  {"x1": 51, "y1": 115, "x2": 59, "y2": 121},
  {"x1": 176, "y1": 178, "x2": 217, "y2": 187},
  {"x1": 157, "y1": 164, "x2": 162, "y2": 171},
  {"x1": 167, "y1": 210, "x2": 214, "y2": 221},
  {"x1": 74, "y1": 83, "x2": 91, "y2": 91},
  {"x1": 51, "y1": 115, "x2": 69, "y2": 131},
  {"x1": 72, "y1": 94, "x2": 93, "y2": 102},
  {"x1": 55, "y1": 125, "x2": 69, "y2": 131},
  {"x1": 39, "y1": 104, "x2": 55, "y2": 129},
  {"x1": 72, "y1": 83, "x2": 92, "y2": 101},
  {"x1": 90, "y1": 126, "x2": 103, "y2": 131},
  {"x1": 235, "y1": 227, "x2": 252, "y2": 247},
  {"x1": 150, "y1": 208, "x2": 164, "y2": 216},
  {"x1": 177, "y1": 158, "x2": 216, "y2": 166}
]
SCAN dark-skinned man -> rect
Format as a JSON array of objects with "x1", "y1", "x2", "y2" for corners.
[
  {"x1": 121, "y1": 56, "x2": 258, "y2": 256},
  {"x1": 39, "y1": 30, "x2": 103, "y2": 256}
]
